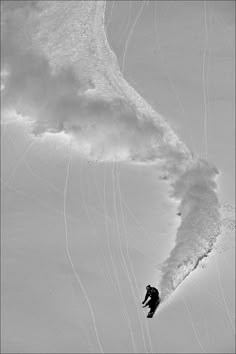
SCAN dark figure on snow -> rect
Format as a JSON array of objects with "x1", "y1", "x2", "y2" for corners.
[{"x1": 142, "y1": 285, "x2": 160, "y2": 317}]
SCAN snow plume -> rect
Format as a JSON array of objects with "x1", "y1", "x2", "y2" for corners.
[
  {"x1": 1, "y1": 1, "x2": 222, "y2": 301},
  {"x1": 1, "y1": 1, "x2": 191, "y2": 165},
  {"x1": 159, "y1": 160, "x2": 221, "y2": 300}
]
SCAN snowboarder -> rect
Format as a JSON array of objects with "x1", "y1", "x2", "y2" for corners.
[{"x1": 142, "y1": 285, "x2": 160, "y2": 318}]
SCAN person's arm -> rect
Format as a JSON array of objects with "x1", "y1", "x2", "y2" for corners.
[{"x1": 142, "y1": 291, "x2": 149, "y2": 304}]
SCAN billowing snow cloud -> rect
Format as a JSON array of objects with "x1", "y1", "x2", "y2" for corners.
[
  {"x1": 1, "y1": 1, "x2": 190, "y2": 166},
  {"x1": 1, "y1": 1, "x2": 227, "y2": 302},
  {"x1": 160, "y1": 160, "x2": 221, "y2": 299}
]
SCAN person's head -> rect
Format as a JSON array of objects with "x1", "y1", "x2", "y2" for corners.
[{"x1": 146, "y1": 285, "x2": 151, "y2": 290}]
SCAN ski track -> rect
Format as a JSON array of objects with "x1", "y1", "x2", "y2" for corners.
[
  {"x1": 113, "y1": 160, "x2": 149, "y2": 353},
  {"x1": 181, "y1": 296, "x2": 206, "y2": 354},
  {"x1": 154, "y1": 1, "x2": 186, "y2": 120},
  {"x1": 116, "y1": 162, "x2": 154, "y2": 353},
  {"x1": 203, "y1": 0, "x2": 208, "y2": 161},
  {"x1": 214, "y1": 256, "x2": 235, "y2": 335},
  {"x1": 105, "y1": 0, "x2": 115, "y2": 32},
  {"x1": 201, "y1": 1, "x2": 235, "y2": 338},
  {"x1": 103, "y1": 162, "x2": 136, "y2": 352},
  {"x1": 121, "y1": 0, "x2": 146, "y2": 73},
  {"x1": 118, "y1": 0, "x2": 132, "y2": 47},
  {"x1": 2, "y1": 140, "x2": 36, "y2": 188},
  {"x1": 63, "y1": 150, "x2": 104, "y2": 353},
  {"x1": 111, "y1": 159, "x2": 138, "y2": 352}
]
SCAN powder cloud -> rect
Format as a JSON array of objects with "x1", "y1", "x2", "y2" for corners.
[{"x1": 1, "y1": 1, "x2": 227, "y2": 304}]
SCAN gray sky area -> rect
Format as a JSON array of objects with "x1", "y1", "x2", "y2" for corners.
[{"x1": 1, "y1": 1, "x2": 235, "y2": 353}]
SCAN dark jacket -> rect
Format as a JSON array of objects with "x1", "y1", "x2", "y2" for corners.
[{"x1": 143, "y1": 287, "x2": 159, "y2": 303}]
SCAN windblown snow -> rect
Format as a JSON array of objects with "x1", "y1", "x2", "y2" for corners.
[{"x1": 1, "y1": 0, "x2": 231, "y2": 302}]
